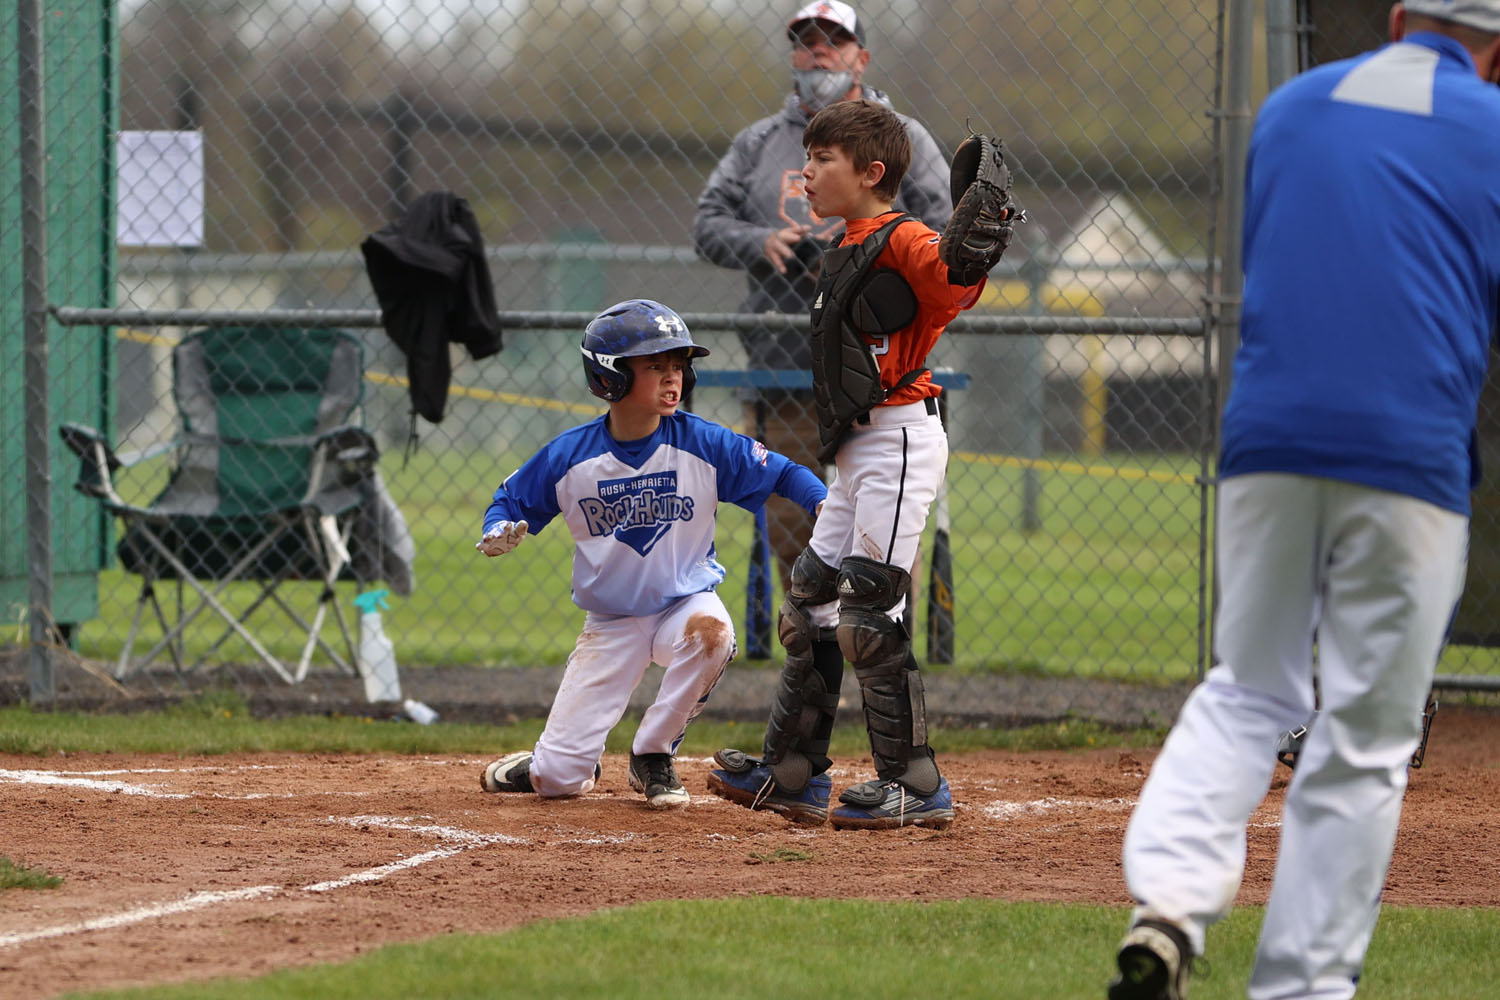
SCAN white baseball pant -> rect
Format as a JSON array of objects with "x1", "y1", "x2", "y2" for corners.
[
  {"x1": 807, "y1": 399, "x2": 948, "y2": 628},
  {"x1": 1123, "y1": 473, "x2": 1467, "y2": 999},
  {"x1": 528, "y1": 591, "x2": 736, "y2": 797}
]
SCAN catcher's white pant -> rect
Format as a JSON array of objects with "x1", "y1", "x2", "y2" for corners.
[
  {"x1": 807, "y1": 399, "x2": 947, "y2": 628},
  {"x1": 528, "y1": 591, "x2": 735, "y2": 797},
  {"x1": 1123, "y1": 474, "x2": 1466, "y2": 1000}
]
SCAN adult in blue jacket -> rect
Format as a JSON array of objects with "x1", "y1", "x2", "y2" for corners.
[{"x1": 1109, "y1": 5, "x2": 1500, "y2": 999}]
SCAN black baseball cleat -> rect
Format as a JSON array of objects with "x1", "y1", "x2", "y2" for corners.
[
  {"x1": 480, "y1": 751, "x2": 600, "y2": 794},
  {"x1": 481, "y1": 751, "x2": 537, "y2": 793},
  {"x1": 628, "y1": 752, "x2": 690, "y2": 809},
  {"x1": 1107, "y1": 919, "x2": 1193, "y2": 1000}
]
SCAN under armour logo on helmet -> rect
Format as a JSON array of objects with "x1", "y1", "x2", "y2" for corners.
[{"x1": 655, "y1": 313, "x2": 684, "y2": 334}]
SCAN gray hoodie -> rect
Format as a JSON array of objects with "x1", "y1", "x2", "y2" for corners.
[{"x1": 692, "y1": 88, "x2": 951, "y2": 374}]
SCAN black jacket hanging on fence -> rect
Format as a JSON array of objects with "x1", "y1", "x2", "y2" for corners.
[{"x1": 361, "y1": 191, "x2": 503, "y2": 425}]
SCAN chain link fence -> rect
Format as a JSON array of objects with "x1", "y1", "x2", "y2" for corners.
[{"x1": 6, "y1": 1, "x2": 1497, "y2": 723}]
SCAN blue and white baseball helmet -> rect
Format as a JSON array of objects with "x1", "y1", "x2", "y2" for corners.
[{"x1": 580, "y1": 299, "x2": 710, "y2": 402}]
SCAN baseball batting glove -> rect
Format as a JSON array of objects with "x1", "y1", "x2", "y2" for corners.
[
  {"x1": 938, "y1": 132, "x2": 1025, "y2": 286},
  {"x1": 1275, "y1": 720, "x2": 1310, "y2": 770},
  {"x1": 476, "y1": 520, "x2": 528, "y2": 557}
]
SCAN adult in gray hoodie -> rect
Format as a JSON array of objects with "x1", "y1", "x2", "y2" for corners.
[{"x1": 692, "y1": 0, "x2": 951, "y2": 595}]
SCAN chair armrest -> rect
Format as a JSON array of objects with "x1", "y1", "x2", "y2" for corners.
[{"x1": 59, "y1": 422, "x2": 125, "y2": 502}]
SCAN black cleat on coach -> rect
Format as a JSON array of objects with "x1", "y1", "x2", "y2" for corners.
[{"x1": 1107, "y1": 919, "x2": 1194, "y2": 1000}]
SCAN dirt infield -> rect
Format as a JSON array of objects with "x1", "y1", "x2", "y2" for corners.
[{"x1": 2, "y1": 708, "x2": 1498, "y2": 1000}]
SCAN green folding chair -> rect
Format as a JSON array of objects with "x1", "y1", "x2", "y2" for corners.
[{"x1": 62, "y1": 326, "x2": 390, "y2": 683}]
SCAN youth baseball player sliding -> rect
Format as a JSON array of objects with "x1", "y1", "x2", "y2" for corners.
[
  {"x1": 476, "y1": 299, "x2": 826, "y2": 809},
  {"x1": 1109, "y1": 4, "x2": 1500, "y2": 998}
]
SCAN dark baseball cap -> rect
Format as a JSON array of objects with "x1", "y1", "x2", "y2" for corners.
[{"x1": 787, "y1": 1, "x2": 866, "y2": 48}]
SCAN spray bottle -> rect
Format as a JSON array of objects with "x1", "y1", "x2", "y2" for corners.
[{"x1": 353, "y1": 588, "x2": 402, "y2": 703}]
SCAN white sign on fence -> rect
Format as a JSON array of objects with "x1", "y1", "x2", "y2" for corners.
[{"x1": 116, "y1": 131, "x2": 204, "y2": 248}]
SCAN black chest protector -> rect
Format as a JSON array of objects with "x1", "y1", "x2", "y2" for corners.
[{"x1": 809, "y1": 213, "x2": 926, "y2": 464}]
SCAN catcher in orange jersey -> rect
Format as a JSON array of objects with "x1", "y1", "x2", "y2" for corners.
[{"x1": 710, "y1": 98, "x2": 1020, "y2": 830}]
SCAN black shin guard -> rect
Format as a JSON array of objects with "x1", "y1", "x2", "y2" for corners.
[
  {"x1": 809, "y1": 639, "x2": 844, "y2": 746},
  {"x1": 837, "y1": 557, "x2": 941, "y2": 796},
  {"x1": 760, "y1": 548, "x2": 841, "y2": 791}
]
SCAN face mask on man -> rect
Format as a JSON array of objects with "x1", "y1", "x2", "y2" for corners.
[{"x1": 793, "y1": 69, "x2": 854, "y2": 113}]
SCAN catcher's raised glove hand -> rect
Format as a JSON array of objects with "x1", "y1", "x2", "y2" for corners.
[
  {"x1": 939, "y1": 133, "x2": 1025, "y2": 286},
  {"x1": 476, "y1": 520, "x2": 528, "y2": 557}
]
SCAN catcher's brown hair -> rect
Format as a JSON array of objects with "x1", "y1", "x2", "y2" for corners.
[{"x1": 803, "y1": 98, "x2": 912, "y2": 202}]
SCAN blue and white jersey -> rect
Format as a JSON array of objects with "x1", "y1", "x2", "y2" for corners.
[
  {"x1": 484, "y1": 411, "x2": 826, "y2": 617},
  {"x1": 1222, "y1": 32, "x2": 1500, "y2": 514}
]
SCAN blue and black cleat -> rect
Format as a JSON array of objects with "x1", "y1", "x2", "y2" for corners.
[
  {"x1": 829, "y1": 777, "x2": 955, "y2": 830},
  {"x1": 706, "y1": 748, "x2": 831, "y2": 825}
]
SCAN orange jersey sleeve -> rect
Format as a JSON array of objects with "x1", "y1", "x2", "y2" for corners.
[{"x1": 840, "y1": 213, "x2": 985, "y2": 406}]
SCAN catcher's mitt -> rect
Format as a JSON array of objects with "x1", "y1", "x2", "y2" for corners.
[{"x1": 938, "y1": 133, "x2": 1024, "y2": 285}]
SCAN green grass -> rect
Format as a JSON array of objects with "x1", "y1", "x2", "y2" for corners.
[
  {"x1": 71, "y1": 445, "x2": 1217, "y2": 683},
  {"x1": 0, "y1": 694, "x2": 1162, "y2": 756},
  {"x1": 948, "y1": 452, "x2": 1206, "y2": 681},
  {"x1": 62, "y1": 897, "x2": 1500, "y2": 1000},
  {"x1": 0, "y1": 855, "x2": 63, "y2": 890}
]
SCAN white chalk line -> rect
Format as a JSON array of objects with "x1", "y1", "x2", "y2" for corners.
[
  {"x1": 1, "y1": 804, "x2": 661, "y2": 948},
  {"x1": 0, "y1": 885, "x2": 279, "y2": 948},
  {"x1": 0, "y1": 768, "x2": 192, "y2": 798},
  {"x1": 328, "y1": 813, "x2": 527, "y2": 847},
  {"x1": 0, "y1": 767, "x2": 374, "y2": 801},
  {"x1": 301, "y1": 846, "x2": 471, "y2": 893},
  {"x1": 980, "y1": 796, "x2": 1135, "y2": 821},
  {"x1": 0, "y1": 808, "x2": 527, "y2": 950},
  {"x1": 59, "y1": 765, "x2": 289, "y2": 775}
]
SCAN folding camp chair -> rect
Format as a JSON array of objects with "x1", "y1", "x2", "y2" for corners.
[{"x1": 61, "y1": 326, "x2": 394, "y2": 684}]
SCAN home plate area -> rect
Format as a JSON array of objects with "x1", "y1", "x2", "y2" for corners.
[{"x1": 1, "y1": 716, "x2": 1497, "y2": 998}]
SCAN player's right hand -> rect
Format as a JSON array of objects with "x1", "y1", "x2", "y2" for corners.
[
  {"x1": 476, "y1": 520, "x2": 528, "y2": 557},
  {"x1": 763, "y1": 224, "x2": 812, "y2": 275}
]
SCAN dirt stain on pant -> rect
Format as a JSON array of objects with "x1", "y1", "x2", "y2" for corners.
[{"x1": 683, "y1": 613, "x2": 734, "y2": 662}]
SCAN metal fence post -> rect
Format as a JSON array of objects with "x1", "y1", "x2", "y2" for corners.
[
  {"x1": 1220, "y1": 0, "x2": 1254, "y2": 419},
  {"x1": 19, "y1": 0, "x2": 54, "y2": 700},
  {"x1": 1019, "y1": 233, "x2": 1049, "y2": 533},
  {"x1": 1266, "y1": 0, "x2": 1299, "y2": 90}
]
